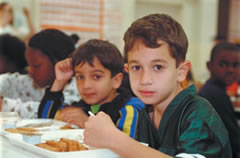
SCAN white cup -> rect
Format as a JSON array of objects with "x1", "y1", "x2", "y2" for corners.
[{"x1": 0, "y1": 112, "x2": 20, "y2": 130}]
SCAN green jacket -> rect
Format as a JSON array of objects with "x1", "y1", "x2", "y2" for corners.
[{"x1": 135, "y1": 85, "x2": 232, "y2": 158}]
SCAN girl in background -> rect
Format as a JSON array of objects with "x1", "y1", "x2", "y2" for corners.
[{"x1": 0, "y1": 29, "x2": 81, "y2": 118}]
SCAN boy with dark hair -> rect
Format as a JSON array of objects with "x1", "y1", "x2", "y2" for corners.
[
  {"x1": 38, "y1": 39, "x2": 144, "y2": 137},
  {"x1": 199, "y1": 42, "x2": 240, "y2": 158},
  {"x1": 83, "y1": 14, "x2": 232, "y2": 158}
]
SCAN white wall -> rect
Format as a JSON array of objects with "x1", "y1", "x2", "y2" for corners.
[{"x1": 1, "y1": 0, "x2": 218, "y2": 83}]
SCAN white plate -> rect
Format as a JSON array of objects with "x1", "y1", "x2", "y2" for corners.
[
  {"x1": 16, "y1": 119, "x2": 74, "y2": 131},
  {"x1": 4, "y1": 128, "x2": 119, "y2": 158}
]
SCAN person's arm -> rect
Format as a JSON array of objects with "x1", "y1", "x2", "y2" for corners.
[
  {"x1": 117, "y1": 105, "x2": 139, "y2": 137},
  {"x1": 38, "y1": 88, "x2": 65, "y2": 118},
  {"x1": 84, "y1": 112, "x2": 172, "y2": 158},
  {"x1": 38, "y1": 58, "x2": 75, "y2": 118},
  {"x1": 116, "y1": 96, "x2": 145, "y2": 138},
  {"x1": 22, "y1": 7, "x2": 35, "y2": 42}
]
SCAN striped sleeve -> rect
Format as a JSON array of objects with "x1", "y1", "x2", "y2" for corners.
[
  {"x1": 116, "y1": 105, "x2": 139, "y2": 138},
  {"x1": 38, "y1": 88, "x2": 65, "y2": 118}
]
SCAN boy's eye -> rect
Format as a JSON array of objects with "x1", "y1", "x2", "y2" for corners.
[
  {"x1": 219, "y1": 61, "x2": 228, "y2": 68},
  {"x1": 232, "y1": 62, "x2": 240, "y2": 68},
  {"x1": 93, "y1": 75, "x2": 101, "y2": 80},
  {"x1": 33, "y1": 65, "x2": 40, "y2": 69},
  {"x1": 76, "y1": 75, "x2": 83, "y2": 80},
  {"x1": 131, "y1": 65, "x2": 141, "y2": 71},
  {"x1": 153, "y1": 65, "x2": 162, "y2": 71}
]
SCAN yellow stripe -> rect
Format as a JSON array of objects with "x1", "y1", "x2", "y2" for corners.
[
  {"x1": 122, "y1": 105, "x2": 134, "y2": 136},
  {"x1": 47, "y1": 102, "x2": 54, "y2": 118}
]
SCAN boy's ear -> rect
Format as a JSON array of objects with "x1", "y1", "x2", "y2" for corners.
[
  {"x1": 112, "y1": 72, "x2": 123, "y2": 89},
  {"x1": 177, "y1": 61, "x2": 191, "y2": 82},
  {"x1": 124, "y1": 63, "x2": 129, "y2": 73}
]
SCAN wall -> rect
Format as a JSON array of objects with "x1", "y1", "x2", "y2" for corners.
[{"x1": 1, "y1": 0, "x2": 218, "y2": 83}]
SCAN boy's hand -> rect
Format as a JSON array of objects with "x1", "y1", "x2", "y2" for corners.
[
  {"x1": 55, "y1": 58, "x2": 74, "y2": 81},
  {"x1": 84, "y1": 112, "x2": 119, "y2": 148},
  {"x1": 51, "y1": 58, "x2": 74, "y2": 91},
  {"x1": 56, "y1": 107, "x2": 88, "y2": 128}
]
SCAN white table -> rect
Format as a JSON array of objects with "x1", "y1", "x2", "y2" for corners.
[{"x1": 0, "y1": 136, "x2": 44, "y2": 158}]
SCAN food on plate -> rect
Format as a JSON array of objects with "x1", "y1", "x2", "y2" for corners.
[
  {"x1": 17, "y1": 127, "x2": 38, "y2": 132},
  {"x1": 46, "y1": 140, "x2": 68, "y2": 152},
  {"x1": 36, "y1": 138, "x2": 88, "y2": 152},
  {"x1": 5, "y1": 127, "x2": 37, "y2": 133},
  {"x1": 36, "y1": 143, "x2": 61, "y2": 152},
  {"x1": 60, "y1": 125, "x2": 74, "y2": 130}
]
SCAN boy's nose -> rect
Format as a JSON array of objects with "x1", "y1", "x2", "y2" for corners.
[
  {"x1": 226, "y1": 64, "x2": 235, "y2": 72},
  {"x1": 83, "y1": 79, "x2": 92, "y2": 89},
  {"x1": 140, "y1": 71, "x2": 152, "y2": 85}
]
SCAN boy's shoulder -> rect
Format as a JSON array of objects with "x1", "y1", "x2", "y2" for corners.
[
  {"x1": 169, "y1": 84, "x2": 215, "y2": 117},
  {"x1": 199, "y1": 79, "x2": 226, "y2": 98},
  {"x1": 124, "y1": 96, "x2": 145, "y2": 110}
]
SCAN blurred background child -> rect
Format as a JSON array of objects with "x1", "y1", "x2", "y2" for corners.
[
  {"x1": 199, "y1": 42, "x2": 240, "y2": 158},
  {"x1": 0, "y1": 29, "x2": 80, "y2": 118},
  {"x1": 0, "y1": 2, "x2": 35, "y2": 42}
]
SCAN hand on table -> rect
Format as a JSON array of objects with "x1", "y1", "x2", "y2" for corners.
[{"x1": 55, "y1": 106, "x2": 88, "y2": 128}]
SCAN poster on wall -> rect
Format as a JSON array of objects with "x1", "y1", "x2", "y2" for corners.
[{"x1": 39, "y1": 0, "x2": 123, "y2": 47}]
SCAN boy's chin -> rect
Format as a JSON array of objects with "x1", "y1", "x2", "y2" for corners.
[
  {"x1": 137, "y1": 97, "x2": 155, "y2": 105},
  {"x1": 223, "y1": 78, "x2": 237, "y2": 86},
  {"x1": 85, "y1": 100, "x2": 98, "y2": 105}
]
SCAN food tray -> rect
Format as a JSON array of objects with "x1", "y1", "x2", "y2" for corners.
[{"x1": 2, "y1": 119, "x2": 119, "y2": 158}]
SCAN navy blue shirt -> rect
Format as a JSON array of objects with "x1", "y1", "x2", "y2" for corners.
[{"x1": 199, "y1": 78, "x2": 240, "y2": 156}]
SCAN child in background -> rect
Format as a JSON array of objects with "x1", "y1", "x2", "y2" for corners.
[
  {"x1": 0, "y1": 29, "x2": 80, "y2": 118},
  {"x1": 38, "y1": 39, "x2": 144, "y2": 137},
  {"x1": 0, "y1": 2, "x2": 35, "y2": 41},
  {"x1": 0, "y1": 34, "x2": 27, "y2": 74},
  {"x1": 199, "y1": 42, "x2": 240, "y2": 158},
  {"x1": 83, "y1": 14, "x2": 232, "y2": 158}
]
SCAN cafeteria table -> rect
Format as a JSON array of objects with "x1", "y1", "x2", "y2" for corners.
[{"x1": 0, "y1": 136, "x2": 43, "y2": 158}]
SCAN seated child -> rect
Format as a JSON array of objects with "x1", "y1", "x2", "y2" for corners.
[
  {"x1": 38, "y1": 39, "x2": 144, "y2": 137},
  {"x1": 199, "y1": 42, "x2": 240, "y2": 158},
  {"x1": 83, "y1": 14, "x2": 232, "y2": 158},
  {"x1": 0, "y1": 29, "x2": 80, "y2": 118}
]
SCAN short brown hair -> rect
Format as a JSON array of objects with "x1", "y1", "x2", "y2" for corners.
[
  {"x1": 72, "y1": 39, "x2": 123, "y2": 77},
  {"x1": 124, "y1": 13, "x2": 188, "y2": 67}
]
